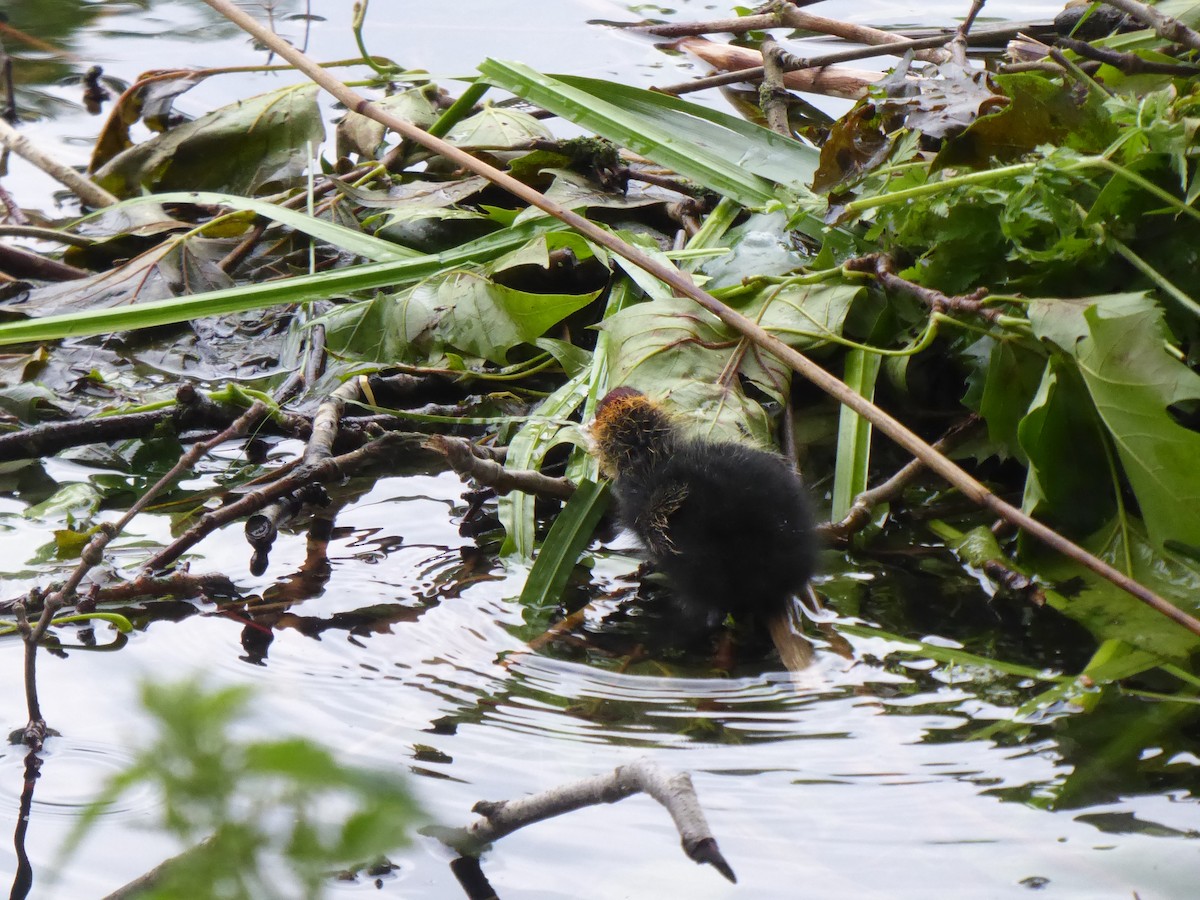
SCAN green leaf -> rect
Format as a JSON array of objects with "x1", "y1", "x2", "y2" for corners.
[
  {"x1": 1018, "y1": 354, "x2": 1115, "y2": 533},
  {"x1": 978, "y1": 337, "x2": 1047, "y2": 463},
  {"x1": 595, "y1": 296, "x2": 775, "y2": 447},
  {"x1": 446, "y1": 104, "x2": 553, "y2": 149},
  {"x1": 831, "y1": 349, "x2": 880, "y2": 521},
  {"x1": 478, "y1": 60, "x2": 800, "y2": 207},
  {"x1": 1028, "y1": 518, "x2": 1200, "y2": 661},
  {"x1": 934, "y1": 71, "x2": 1116, "y2": 170},
  {"x1": 426, "y1": 271, "x2": 602, "y2": 365},
  {"x1": 500, "y1": 371, "x2": 593, "y2": 561},
  {"x1": 94, "y1": 84, "x2": 324, "y2": 197},
  {"x1": 1031, "y1": 292, "x2": 1200, "y2": 552},
  {"x1": 519, "y1": 478, "x2": 610, "y2": 609}
]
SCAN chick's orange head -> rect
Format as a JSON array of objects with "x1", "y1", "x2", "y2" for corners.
[{"x1": 591, "y1": 387, "x2": 674, "y2": 476}]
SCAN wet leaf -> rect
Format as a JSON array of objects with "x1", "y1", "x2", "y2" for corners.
[
  {"x1": 8, "y1": 236, "x2": 232, "y2": 317},
  {"x1": 1031, "y1": 292, "x2": 1200, "y2": 552},
  {"x1": 446, "y1": 104, "x2": 552, "y2": 150},
  {"x1": 900, "y1": 63, "x2": 1008, "y2": 141},
  {"x1": 596, "y1": 297, "x2": 775, "y2": 446},
  {"x1": 93, "y1": 84, "x2": 324, "y2": 197},
  {"x1": 934, "y1": 71, "x2": 1116, "y2": 170},
  {"x1": 976, "y1": 336, "x2": 1047, "y2": 463},
  {"x1": 1028, "y1": 519, "x2": 1200, "y2": 662},
  {"x1": 1018, "y1": 355, "x2": 1115, "y2": 533},
  {"x1": 336, "y1": 86, "x2": 439, "y2": 159},
  {"x1": 89, "y1": 71, "x2": 207, "y2": 173}
]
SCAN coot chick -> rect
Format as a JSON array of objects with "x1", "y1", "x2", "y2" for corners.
[{"x1": 590, "y1": 387, "x2": 817, "y2": 634}]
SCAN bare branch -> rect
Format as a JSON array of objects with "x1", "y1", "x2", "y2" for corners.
[
  {"x1": 442, "y1": 759, "x2": 737, "y2": 884},
  {"x1": 427, "y1": 434, "x2": 576, "y2": 501}
]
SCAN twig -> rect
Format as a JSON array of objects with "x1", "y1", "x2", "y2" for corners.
[
  {"x1": 1056, "y1": 35, "x2": 1200, "y2": 75},
  {"x1": 440, "y1": 758, "x2": 736, "y2": 884},
  {"x1": 822, "y1": 415, "x2": 979, "y2": 541},
  {"x1": 1101, "y1": 0, "x2": 1200, "y2": 52},
  {"x1": 0, "y1": 183, "x2": 30, "y2": 224},
  {"x1": 845, "y1": 253, "x2": 999, "y2": 322},
  {"x1": 655, "y1": 23, "x2": 1032, "y2": 95},
  {"x1": 759, "y1": 37, "x2": 792, "y2": 135},
  {"x1": 202, "y1": 0, "x2": 1200, "y2": 641},
  {"x1": 778, "y1": 7, "x2": 952, "y2": 62},
  {"x1": 663, "y1": 37, "x2": 885, "y2": 99},
  {"x1": 18, "y1": 403, "x2": 267, "y2": 749},
  {"x1": 0, "y1": 240, "x2": 89, "y2": 280},
  {"x1": 428, "y1": 434, "x2": 576, "y2": 501},
  {"x1": 143, "y1": 430, "x2": 423, "y2": 573},
  {"x1": 947, "y1": 0, "x2": 988, "y2": 66},
  {"x1": 0, "y1": 117, "x2": 118, "y2": 208},
  {"x1": 627, "y1": 12, "x2": 783, "y2": 38}
]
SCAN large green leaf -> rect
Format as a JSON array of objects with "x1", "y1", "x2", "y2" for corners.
[
  {"x1": 1027, "y1": 519, "x2": 1200, "y2": 662},
  {"x1": 595, "y1": 296, "x2": 774, "y2": 447},
  {"x1": 320, "y1": 231, "x2": 603, "y2": 366},
  {"x1": 1031, "y1": 292, "x2": 1200, "y2": 552},
  {"x1": 478, "y1": 60, "x2": 793, "y2": 207},
  {"x1": 425, "y1": 271, "x2": 602, "y2": 364},
  {"x1": 94, "y1": 84, "x2": 324, "y2": 197},
  {"x1": 1018, "y1": 355, "x2": 1115, "y2": 534}
]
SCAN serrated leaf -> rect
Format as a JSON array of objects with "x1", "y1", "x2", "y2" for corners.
[{"x1": 1031, "y1": 292, "x2": 1200, "y2": 552}]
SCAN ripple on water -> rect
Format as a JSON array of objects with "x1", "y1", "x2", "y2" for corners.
[{"x1": 0, "y1": 739, "x2": 156, "y2": 822}]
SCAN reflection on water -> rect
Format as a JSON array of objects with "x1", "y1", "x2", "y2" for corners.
[
  {"x1": 2, "y1": 1, "x2": 1199, "y2": 898},
  {"x1": 4, "y1": 466, "x2": 1197, "y2": 897}
]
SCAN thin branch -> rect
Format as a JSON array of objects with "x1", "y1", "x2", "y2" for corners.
[
  {"x1": 440, "y1": 758, "x2": 736, "y2": 884},
  {"x1": 143, "y1": 430, "x2": 424, "y2": 573},
  {"x1": 1056, "y1": 35, "x2": 1200, "y2": 76},
  {"x1": 821, "y1": 415, "x2": 980, "y2": 542},
  {"x1": 759, "y1": 37, "x2": 792, "y2": 136},
  {"x1": 1101, "y1": 0, "x2": 1200, "y2": 52},
  {"x1": 0, "y1": 240, "x2": 89, "y2": 281},
  {"x1": 845, "y1": 253, "x2": 1000, "y2": 322},
  {"x1": 18, "y1": 403, "x2": 267, "y2": 748},
  {"x1": 427, "y1": 434, "x2": 576, "y2": 501},
  {"x1": 626, "y1": 12, "x2": 783, "y2": 38},
  {"x1": 655, "y1": 22, "x2": 1033, "y2": 95},
  {"x1": 0, "y1": 116, "x2": 118, "y2": 208},
  {"x1": 201, "y1": 0, "x2": 1200, "y2": 640}
]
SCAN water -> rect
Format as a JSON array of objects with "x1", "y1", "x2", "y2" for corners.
[{"x1": 3, "y1": 2, "x2": 1199, "y2": 898}]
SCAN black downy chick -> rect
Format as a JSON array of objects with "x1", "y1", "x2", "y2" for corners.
[{"x1": 591, "y1": 387, "x2": 817, "y2": 634}]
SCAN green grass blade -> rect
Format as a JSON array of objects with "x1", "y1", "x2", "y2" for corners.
[
  {"x1": 0, "y1": 220, "x2": 568, "y2": 346},
  {"x1": 554, "y1": 75, "x2": 820, "y2": 195},
  {"x1": 143, "y1": 191, "x2": 423, "y2": 261},
  {"x1": 500, "y1": 370, "x2": 592, "y2": 562},
  {"x1": 518, "y1": 478, "x2": 610, "y2": 609},
  {"x1": 831, "y1": 348, "x2": 880, "y2": 521},
  {"x1": 478, "y1": 60, "x2": 782, "y2": 207}
]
